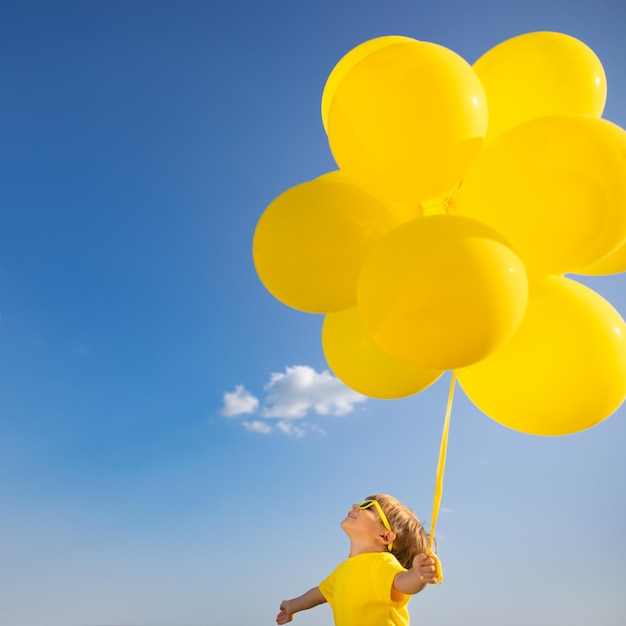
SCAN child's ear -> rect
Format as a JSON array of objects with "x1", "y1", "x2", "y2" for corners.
[{"x1": 381, "y1": 530, "x2": 396, "y2": 548}]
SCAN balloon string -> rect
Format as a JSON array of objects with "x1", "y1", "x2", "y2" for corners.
[{"x1": 427, "y1": 372, "x2": 456, "y2": 582}]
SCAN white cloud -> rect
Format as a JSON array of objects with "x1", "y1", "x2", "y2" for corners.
[
  {"x1": 261, "y1": 365, "x2": 366, "y2": 419},
  {"x1": 275, "y1": 420, "x2": 307, "y2": 438},
  {"x1": 219, "y1": 366, "x2": 365, "y2": 437},
  {"x1": 242, "y1": 420, "x2": 273, "y2": 434},
  {"x1": 274, "y1": 421, "x2": 327, "y2": 438},
  {"x1": 220, "y1": 385, "x2": 260, "y2": 417}
]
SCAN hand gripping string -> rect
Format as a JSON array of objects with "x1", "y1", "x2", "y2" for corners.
[{"x1": 427, "y1": 372, "x2": 456, "y2": 584}]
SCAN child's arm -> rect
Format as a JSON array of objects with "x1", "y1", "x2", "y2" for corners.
[
  {"x1": 393, "y1": 553, "x2": 439, "y2": 596},
  {"x1": 276, "y1": 587, "x2": 326, "y2": 624}
]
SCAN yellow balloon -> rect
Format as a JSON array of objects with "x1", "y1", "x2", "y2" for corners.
[
  {"x1": 321, "y1": 36, "x2": 414, "y2": 132},
  {"x1": 473, "y1": 31, "x2": 607, "y2": 142},
  {"x1": 457, "y1": 276, "x2": 626, "y2": 436},
  {"x1": 253, "y1": 177, "x2": 393, "y2": 313},
  {"x1": 316, "y1": 170, "x2": 423, "y2": 225},
  {"x1": 357, "y1": 215, "x2": 528, "y2": 370},
  {"x1": 322, "y1": 307, "x2": 443, "y2": 399},
  {"x1": 454, "y1": 115, "x2": 626, "y2": 278},
  {"x1": 383, "y1": 201, "x2": 423, "y2": 226},
  {"x1": 575, "y1": 239, "x2": 626, "y2": 276},
  {"x1": 327, "y1": 40, "x2": 487, "y2": 203}
]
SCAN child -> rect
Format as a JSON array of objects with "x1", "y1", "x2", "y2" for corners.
[{"x1": 276, "y1": 493, "x2": 439, "y2": 625}]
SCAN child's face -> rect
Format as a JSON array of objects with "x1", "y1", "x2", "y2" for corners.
[{"x1": 340, "y1": 502, "x2": 391, "y2": 548}]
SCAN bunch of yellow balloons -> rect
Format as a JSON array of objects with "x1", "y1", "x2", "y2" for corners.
[{"x1": 253, "y1": 32, "x2": 626, "y2": 436}]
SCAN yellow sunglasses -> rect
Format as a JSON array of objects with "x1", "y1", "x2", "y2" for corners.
[{"x1": 357, "y1": 500, "x2": 393, "y2": 551}]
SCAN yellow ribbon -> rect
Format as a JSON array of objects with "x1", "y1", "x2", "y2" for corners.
[{"x1": 427, "y1": 372, "x2": 456, "y2": 584}]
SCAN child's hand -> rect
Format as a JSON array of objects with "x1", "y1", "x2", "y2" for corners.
[
  {"x1": 412, "y1": 553, "x2": 441, "y2": 585},
  {"x1": 276, "y1": 600, "x2": 294, "y2": 624}
]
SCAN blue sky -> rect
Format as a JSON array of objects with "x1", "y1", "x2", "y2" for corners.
[{"x1": 0, "y1": 1, "x2": 625, "y2": 625}]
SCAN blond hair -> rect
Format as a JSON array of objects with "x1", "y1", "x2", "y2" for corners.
[{"x1": 367, "y1": 493, "x2": 431, "y2": 569}]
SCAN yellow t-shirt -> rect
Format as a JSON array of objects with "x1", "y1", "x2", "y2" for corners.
[{"x1": 319, "y1": 552, "x2": 411, "y2": 626}]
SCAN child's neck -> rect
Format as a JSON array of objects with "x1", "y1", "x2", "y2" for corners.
[{"x1": 348, "y1": 539, "x2": 387, "y2": 558}]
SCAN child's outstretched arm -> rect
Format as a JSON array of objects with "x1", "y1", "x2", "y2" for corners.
[
  {"x1": 276, "y1": 587, "x2": 326, "y2": 624},
  {"x1": 393, "y1": 553, "x2": 439, "y2": 596}
]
